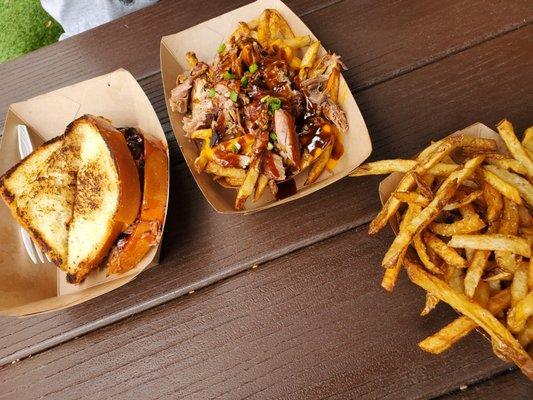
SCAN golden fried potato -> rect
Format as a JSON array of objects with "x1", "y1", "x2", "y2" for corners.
[
  {"x1": 429, "y1": 204, "x2": 485, "y2": 236},
  {"x1": 235, "y1": 158, "x2": 260, "y2": 210},
  {"x1": 305, "y1": 142, "x2": 332, "y2": 185},
  {"x1": 381, "y1": 156, "x2": 484, "y2": 268},
  {"x1": 497, "y1": 119, "x2": 533, "y2": 178},
  {"x1": 482, "y1": 169, "x2": 522, "y2": 205},
  {"x1": 448, "y1": 234, "x2": 531, "y2": 258},
  {"x1": 507, "y1": 291, "x2": 533, "y2": 334},
  {"x1": 205, "y1": 162, "x2": 246, "y2": 179},
  {"x1": 485, "y1": 164, "x2": 533, "y2": 207},
  {"x1": 254, "y1": 174, "x2": 269, "y2": 201},
  {"x1": 405, "y1": 260, "x2": 533, "y2": 378}
]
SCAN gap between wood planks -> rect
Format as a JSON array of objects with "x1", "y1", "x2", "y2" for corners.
[
  {"x1": 432, "y1": 367, "x2": 519, "y2": 399},
  {"x1": 0, "y1": 18, "x2": 531, "y2": 370}
]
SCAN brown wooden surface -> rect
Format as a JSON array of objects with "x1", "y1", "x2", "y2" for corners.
[
  {"x1": 440, "y1": 370, "x2": 533, "y2": 399},
  {"x1": 0, "y1": 226, "x2": 529, "y2": 399},
  {"x1": 0, "y1": 0, "x2": 532, "y2": 398}
]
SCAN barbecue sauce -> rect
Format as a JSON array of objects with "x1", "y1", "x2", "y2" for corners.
[{"x1": 276, "y1": 178, "x2": 297, "y2": 200}]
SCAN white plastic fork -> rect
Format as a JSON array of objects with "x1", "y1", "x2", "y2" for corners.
[{"x1": 17, "y1": 124, "x2": 51, "y2": 264}]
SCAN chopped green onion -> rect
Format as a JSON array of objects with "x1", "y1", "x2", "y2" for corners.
[
  {"x1": 268, "y1": 97, "x2": 282, "y2": 112},
  {"x1": 217, "y1": 43, "x2": 226, "y2": 54},
  {"x1": 240, "y1": 76, "x2": 248, "y2": 88},
  {"x1": 230, "y1": 90, "x2": 238, "y2": 102},
  {"x1": 267, "y1": 142, "x2": 274, "y2": 150},
  {"x1": 270, "y1": 132, "x2": 277, "y2": 142},
  {"x1": 230, "y1": 143, "x2": 240, "y2": 153},
  {"x1": 248, "y1": 63, "x2": 258, "y2": 73},
  {"x1": 223, "y1": 71, "x2": 236, "y2": 80},
  {"x1": 207, "y1": 88, "x2": 216, "y2": 98}
]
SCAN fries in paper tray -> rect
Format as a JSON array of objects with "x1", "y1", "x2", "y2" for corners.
[{"x1": 352, "y1": 120, "x2": 533, "y2": 379}]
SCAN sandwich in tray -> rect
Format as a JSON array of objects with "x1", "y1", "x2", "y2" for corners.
[
  {"x1": 0, "y1": 115, "x2": 169, "y2": 284},
  {"x1": 168, "y1": 8, "x2": 348, "y2": 210}
]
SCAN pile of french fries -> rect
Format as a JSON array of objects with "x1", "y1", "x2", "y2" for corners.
[
  {"x1": 352, "y1": 119, "x2": 533, "y2": 379},
  {"x1": 175, "y1": 9, "x2": 347, "y2": 210}
]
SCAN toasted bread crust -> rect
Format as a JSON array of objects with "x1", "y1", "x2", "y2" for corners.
[
  {"x1": 66, "y1": 115, "x2": 141, "y2": 283},
  {"x1": 87, "y1": 116, "x2": 141, "y2": 229},
  {"x1": 0, "y1": 134, "x2": 64, "y2": 184},
  {"x1": 107, "y1": 135, "x2": 168, "y2": 275},
  {"x1": 0, "y1": 136, "x2": 71, "y2": 265}
]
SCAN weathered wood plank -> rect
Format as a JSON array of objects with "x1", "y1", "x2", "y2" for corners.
[
  {"x1": 1, "y1": 226, "x2": 528, "y2": 399},
  {"x1": 438, "y1": 369, "x2": 533, "y2": 399},
  {"x1": 1, "y1": 0, "x2": 530, "y2": 128}
]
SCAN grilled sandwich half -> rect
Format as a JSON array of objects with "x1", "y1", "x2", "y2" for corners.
[{"x1": 0, "y1": 115, "x2": 141, "y2": 283}]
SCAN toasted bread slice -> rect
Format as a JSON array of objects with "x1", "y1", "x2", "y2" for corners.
[
  {"x1": 65, "y1": 116, "x2": 141, "y2": 283},
  {"x1": 0, "y1": 133, "x2": 80, "y2": 266}
]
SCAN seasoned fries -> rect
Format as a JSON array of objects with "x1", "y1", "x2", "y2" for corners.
[
  {"x1": 352, "y1": 120, "x2": 533, "y2": 380},
  {"x1": 170, "y1": 8, "x2": 348, "y2": 210}
]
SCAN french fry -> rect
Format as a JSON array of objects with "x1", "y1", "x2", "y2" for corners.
[
  {"x1": 529, "y1": 257, "x2": 533, "y2": 291},
  {"x1": 305, "y1": 142, "x2": 332, "y2": 184},
  {"x1": 495, "y1": 197, "x2": 520, "y2": 274},
  {"x1": 190, "y1": 128, "x2": 213, "y2": 140},
  {"x1": 257, "y1": 9, "x2": 271, "y2": 47},
  {"x1": 254, "y1": 174, "x2": 269, "y2": 201},
  {"x1": 224, "y1": 177, "x2": 245, "y2": 187},
  {"x1": 393, "y1": 192, "x2": 431, "y2": 207},
  {"x1": 483, "y1": 181, "x2": 503, "y2": 223},
  {"x1": 424, "y1": 232, "x2": 467, "y2": 268},
  {"x1": 443, "y1": 190, "x2": 483, "y2": 211},
  {"x1": 517, "y1": 318, "x2": 533, "y2": 348},
  {"x1": 289, "y1": 56, "x2": 302, "y2": 69},
  {"x1": 413, "y1": 232, "x2": 442, "y2": 274},
  {"x1": 325, "y1": 67, "x2": 340, "y2": 103},
  {"x1": 205, "y1": 161, "x2": 246, "y2": 179},
  {"x1": 420, "y1": 292, "x2": 440, "y2": 316},
  {"x1": 429, "y1": 204, "x2": 485, "y2": 236},
  {"x1": 448, "y1": 234, "x2": 531, "y2": 258},
  {"x1": 405, "y1": 260, "x2": 533, "y2": 378},
  {"x1": 300, "y1": 149, "x2": 313, "y2": 170},
  {"x1": 268, "y1": 9, "x2": 294, "y2": 39},
  {"x1": 485, "y1": 155, "x2": 528, "y2": 175},
  {"x1": 482, "y1": 169, "x2": 522, "y2": 205},
  {"x1": 231, "y1": 21, "x2": 251, "y2": 41},
  {"x1": 370, "y1": 137, "x2": 491, "y2": 235},
  {"x1": 447, "y1": 264, "x2": 466, "y2": 294},
  {"x1": 522, "y1": 126, "x2": 533, "y2": 153},
  {"x1": 497, "y1": 119, "x2": 533, "y2": 178},
  {"x1": 419, "y1": 288, "x2": 510, "y2": 354},
  {"x1": 483, "y1": 267, "x2": 513, "y2": 282},
  {"x1": 272, "y1": 35, "x2": 311, "y2": 49},
  {"x1": 350, "y1": 160, "x2": 458, "y2": 176},
  {"x1": 185, "y1": 51, "x2": 199, "y2": 69},
  {"x1": 381, "y1": 204, "x2": 420, "y2": 292},
  {"x1": 507, "y1": 291, "x2": 533, "y2": 334},
  {"x1": 381, "y1": 156, "x2": 484, "y2": 268},
  {"x1": 464, "y1": 224, "x2": 498, "y2": 297},
  {"x1": 510, "y1": 263, "x2": 529, "y2": 306},
  {"x1": 518, "y1": 204, "x2": 533, "y2": 227},
  {"x1": 485, "y1": 164, "x2": 533, "y2": 207},
  {"x1": 299, "y1": 41, "x2": 321, "y2": 79},
  {"x1": 235, "y1": 158, "x2": 260, "y2": 210}
]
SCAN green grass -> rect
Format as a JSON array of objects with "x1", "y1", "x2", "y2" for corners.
[{"x1": 0, "y1": 0, "x2": 63, "y2": 63}]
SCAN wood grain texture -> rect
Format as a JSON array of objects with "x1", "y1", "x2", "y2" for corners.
[
  {"x1": 0, "y1": 24, "x2": 531, "y2": 369},
  {"x1": 439, "y1": 370, "x2": 533, "y2": 399},
  {"x1": 0, "y1": 0, "x2": 530, "y2": 128},
  {"x1": 0, "y1": 226, "x2": 528, "y2": 400}
]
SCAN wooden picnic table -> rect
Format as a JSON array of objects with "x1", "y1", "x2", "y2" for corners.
[{"x1": 0, "y1": 0, "x2": 532, "y2": 398}]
